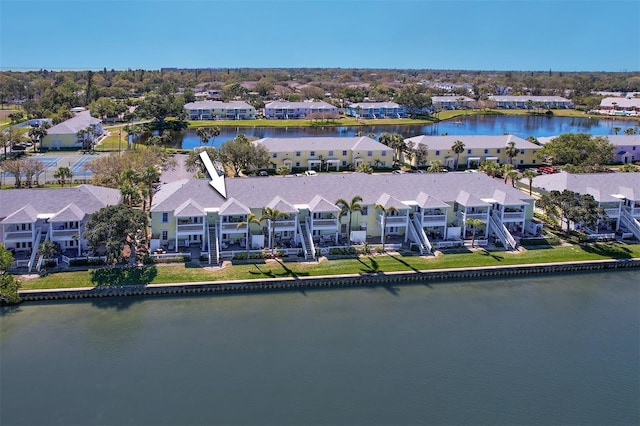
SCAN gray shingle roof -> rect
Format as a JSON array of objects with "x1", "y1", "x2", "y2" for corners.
[
  {"x1": 375, "y1": 193, "x2": 409, "y2": 210},
  {"x1": 2, "y1": 204, "x2": 38, "y2": 224},
  {"x1": 151, "y1": 172, "x2": 532, "y2": 214},
  {"x1": 351, "y1": 102, "x2": 401, "y2": 108},
  {"x1": 184, "y1": 101, "x2": 253, "y2": 110},
  {"x1": 46, "y1": 111, "x2": 101, "y2": 135},
  {"x1": 254, "y1": 136, "x2": 392, "y2": 153},
  {"x1": 51, "y1": 203, "x2": 85, "y2": 222},
  {"x1": 530, "y1": 172, "x2": 640, "y2": 202},
  {"x1": 219, "y1": 198, "x2": 251, "y2": 216},
  {"x1": 0, "y1": 185, "x2": 122, "y2": 223},
  {"x1": 405, "y1": 135, "x2": 537, "y2": 150},
  {"x1": 308, "y1": 195, "x2": 340, "y2": 213},
  {"x1": 175, "y1": 199, "x2": 205, "y2": 217},
  {"x1": 265, "y1": 101, "x2": 336, "y2": 110}
]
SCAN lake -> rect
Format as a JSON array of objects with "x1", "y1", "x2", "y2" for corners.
[
  {"x1": 161, "y1": 115, "x2": 638, "y2": 150},
  {"x1": 1, "y1": 270, "x2": 638, "y2": 425}
]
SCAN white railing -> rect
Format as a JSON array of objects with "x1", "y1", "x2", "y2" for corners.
[
  {"x1": 620, "y1": 209, "x2": 640, "y2": 240},
  {"x1": 311, "y1": 218, "x2": 339, "y2": 228},
  {"x1": 502, "y1": 212, "x2": 525, "y2": 220},
  {"x1": 464, "y1": 239, "x2": 488, "y2": 247},
  {"x1": 150, "y1": 252, "x2": 192, "y2": 260},
  {"x1": 302, "y1": 218, "x2": 315, "y2": 260},
  {"x1": 464, "y1": 212, "x2": 488, "y2": 220},
  {"x1": 422, "y1": 214, "x2": 447, "y2": 224},
  {"x1": 586, "y1": 233, "x2": 616, "y2": 241},
  {"x1": 36, "y1": 255, "x2": 44, "y2": 272},
  {"x1": 378, "y1": 215, "x2": 407, "y2": 226},
  {"x1": 433, "y1": 240, "x2": 464, "y2": 249},
  {"x1": 272, "y1": 220, "x2": 297, "y2": 229},
  {"x1": 407, "y1": 220, "x2": 424, "y2": 254},
  {"x1": 177, "y1": 224, "x2": 204, "y2": 233},
  {"x1": 412, "y1": 216, "x2": 432, "y2": 254},
  {"x1": 220, "y1": 222, "x2": 246, "y2": 232},
  {"x1": 490, "y1": 213, "x2": 517, "y2": 250},
  {"x1": 604, "y1": 208, "x2": 621, "y2": 218},
  {"x1": 207, "y1": 225, "x2": 213, "y2": 265},
  {"x1": 12, "y1": 259, "x2": 30, "y2": 268},
  {"x1": 61, "y1": 255, "x2": 71, "y2": 264}
]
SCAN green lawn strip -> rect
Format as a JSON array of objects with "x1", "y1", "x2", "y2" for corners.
[{"x1": 20, "y1": 242, "x2": 640, "y2": 291}]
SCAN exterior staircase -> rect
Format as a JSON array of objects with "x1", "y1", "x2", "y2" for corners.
[
  {"x1": 489, "y1": 212, "x2": 517, "y2": 250},
  {"x1": 408, "y1": 217, "x2": 432, "y2": 255},
  {"x1": 300, "y1": 219, "x2": 315, "y2": 260},
  {"x1": 620, "y1": 207, "x2": 640, "y2": 240},
  {"x1": 207, "y1": 224, "x2": 219, "y2": 265}
]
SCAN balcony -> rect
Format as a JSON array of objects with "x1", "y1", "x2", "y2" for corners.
[
  {"x1": 311, "y1": 218, "x2": 339, "y2": 229},
  {"x1": 462, "y1": 212, "x2": 488, "y2": 220},
  {"x1": 421, "y1": 214, "x2": 447, "y2": 225},
  {"x1": 177, "y1": 224, "x2": 204, "y2": 233},
  {"x1": 272, "y1": 220, "x2": 297, "y2": 230},
  {"x1": 604, "y1": 208, "x2": 621, "y2": 218},
  {"x1": 221, "y1": 222, "x2": 247, "y2": 232},
  {"x1": 502, "y1": 211, "x2": 525, "y2": 221},
  {"x1": 3, "y1": 230, "x2": 34, "y2": 241},
  {"x1": 378, "y1": 215, "x2": 408, "y2": 226}
]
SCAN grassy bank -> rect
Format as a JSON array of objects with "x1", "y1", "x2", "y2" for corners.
[{"x1": 20, "y1": 242, "x2": 640, "y2": 290}]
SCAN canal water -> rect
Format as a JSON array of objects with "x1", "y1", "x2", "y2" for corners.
[
  {"x1": 165, "y1": 115, "x2": 638, "y2": 150},
  {"x1": 1, "y1": 270, "x2": 638, "y2": 425}
]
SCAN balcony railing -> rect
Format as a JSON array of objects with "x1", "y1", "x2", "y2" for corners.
[
  {"x1": 502, "y1": 212, "x2": 525, "y2": 220},
  {"x1": 272, "y1": 220, "x2": 296, "y2": 229},
  {"x1": 422, "y1": 214, "x2": 447, "y2": 224},
  {"x1": 462, "y1": 212, "x2": 488, "y2": 220},
  {"x1": 379, "y1": 215, "x2": 408, "y2": 225},
  {"x1": 221, "y1": 222, "x2": 246, "y2": 232},
  {"x1": 311, "y1": 218, "x2": 339, "y2": 228},
  {"x1": 3, "y1": 230, "x2": 34, "y2": 240},
  {"x1": 177, "y1": 224, "x2": 205, "y2": 233},
  {"x1": 604, "y1": 208, "x2": 621, "y2": 217}
]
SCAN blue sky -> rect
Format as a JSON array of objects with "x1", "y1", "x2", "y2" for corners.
[{"x1": 1, "y1": 0, "x2": 638, "y2": 71}]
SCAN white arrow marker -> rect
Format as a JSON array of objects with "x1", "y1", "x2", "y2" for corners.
[{"x1": 199, "y1": 151, "x2": 227, "y2": 198}]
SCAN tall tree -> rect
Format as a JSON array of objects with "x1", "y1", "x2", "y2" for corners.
[
  {"x1": 53, "y1": 166, "x2": 73, "y2": 187},
  {"x1": 220, "y1": 134, "x2": 269, "y2": 177},
  {"x1": 537, "y1": 133, "x2": 614, "y2": 173},
  {"x1": 84, "y1": 204, "x2": 149, "y2": 265},
  {"x1": 505, "y1": 140, "x2": 519, "y2": 165},
  {"x1": 465, "y1": 217, "x2": 484, "y2": 247},
  {"x1": 237, "y1": 213, "x2": 261, "y2": 256},
  {"x1": 196, "y1": 127, "x2": 210, "y2": 146},
  {"x1": 427, "y1": 160, "x2": 446, "y2": 173},
  {"x1": 374, "y1": 203, "x2": 398, "y2": 252},
  {"x1": 259, "y1": 208, "x2": 290, "y2": 256},
  {"x1": 139, "y1": 166, "x2": 161, "y2": 211},
  {"x1": 0, "y1": 244, "x2": 21, "y2": 305},
  {"x1": 335, "y1": 195, "x2": 363, "y2": 246},
  {"x1": 522, "y1": 169, "x2": 538, "y2": 195},
  {"x1": 451, "y1": 140, "x2": 465, "y2": 170},
  {"x1": 28, "y1": 125, "x2": 48, "y2": 153}
]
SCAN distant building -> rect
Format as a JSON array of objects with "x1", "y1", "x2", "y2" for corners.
[
  {"x1": 431, "y1": 96, "x2": 475, "y2": 110},
  {"x1": 184, "y1": 101, "x2": 256, "y2": 120},
  {"x1": 254, "y1": 136, "x2": 393, "y2": 171},
  {"x1": 597, "y1": 97, "x2": 640, "y2": 116},
  {"x1": 404, "y1": 135, "x2": 541, "y2": 169},
  {"x1": 605, "y1": 135, "x2": 640, "y2": 164},
  {"x1": 41, "y1": 111, "x2": 103, "y2": 150},
  {"x1": 488, "y1": 96, "x2": 574, "y2": 109},
  {"x1": 264, "y1": 101, "x2": 338, "y2": 119},
  {"x1": 346, "y1": 102, "x2": 407, "y2": 119}
]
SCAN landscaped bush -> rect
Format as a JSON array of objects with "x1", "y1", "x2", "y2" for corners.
[
  {"x1": 69, "y1": 258, "x2": 107, "y2": 267},
  {"x1": 328, "y1": 247, "x2": 357, "y2": 256},
  {"x1": 233, "y1": 252, "x2": 248, "y2": 260},
  {"x1": 521, "y1": 236, "x2": 561, "y2": 246}
]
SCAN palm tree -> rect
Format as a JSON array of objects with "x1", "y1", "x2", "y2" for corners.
[
  {"x1": 612, "y1": 126, "x2": 621, "y2": 135},
  {"x1": 427, "y1": 160, "x2": 446, "y2": 173},
  {"x1": 259, "y1": 208, "x2": 290, "y2": 257},
  {"x1": 356, "y1": 163, "x2": 373, "y2": 174},
  {"x1": 465, "y1": 217, "x2": 484, "y2": 247},
  {"x1": 196, "y1": 127, "x2": 210, "y2": 146},
  {"x1": 624, "y1": 127, "x2": 635, "y2": 135},
  {"x1": 522, "y1": 169, "x2": 538, "y2": 195},
  {"x1": 479, "y1": 160, "x2": 501, "y2": 177},
  {"x1": 237, "y1": 213, "x2": 261, "y2": 257},
  {"x1": 335, "y1": 195, "x2": 363, "y2": 246},
  {"x1": 506, "y1": 169, "x2": 520, "y2": 187},
  {"x1": 501, "y1": 163, "x2": 515, "y2": 184},
  {"x1": 374, "y1": 203, "x2": 398, "y2": 252},
  {"x1": 451, "y1": 140, "x2": 465, "y2": 170},
  {"x1": 505, "y1": 140, "x2": 519, "y2": 165},
  {"x1": 140, "y1": 166, "x2": 161, "y2": 211},
  {"x1": 53, "y1": 166, "x2": 73, "y2": 187},
  {"x1": 28, "y1": 125, "x2": 48, "y2": 153},
  {"x1": 209, "y1": 126, "x2": 221, "y2": 145}
]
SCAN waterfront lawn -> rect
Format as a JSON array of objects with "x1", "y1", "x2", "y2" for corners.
[{"x1": 20, "y1": 242, "x2": 640, "y2": 290}]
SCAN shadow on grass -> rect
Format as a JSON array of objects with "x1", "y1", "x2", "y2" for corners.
[
  {"x1": 388, "y1": 254, "x2": 423, "y2": 273},
  {"x1": 90, "y1": 266, "x2": 158, "y2": 287},
  {"x1": 580, "y1": 242, "x2": 633, "y2": 259},
  {"x1": 357, "y1": 256, "x2": 380, "y2": 274},
  {"x1": 480, "y1": 249, "x2": 505, "y2": 261},
  {"x1": 247, "y1": 261, "x2": 310, "y2": 279}
]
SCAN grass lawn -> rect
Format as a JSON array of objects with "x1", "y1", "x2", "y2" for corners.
[{"x1": 20, "y1": 242, "x2": 640, "y2": 290}]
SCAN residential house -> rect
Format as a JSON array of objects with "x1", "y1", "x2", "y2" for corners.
[
  {"x1": 264, "y1": 101, "x2": 338, "y2": 119},
  {"x1": 346, "y1": 102, "x2": 407, "y2": 119},
  {"x1": 404, "y1": 135, "x2": 541, "y2": 169},
  {"x1": 253, "y1": 136, "x2": 394, "y2": 171},
  {"x1": 184, "y1": 101, "x2": 256, "y2": 120},
  {"x1": 529, "y1": 172, "x2": 640, "y2": 239},
  {"x1": 597, "y1": 97, "x2": 640, "y2": 116},
  {"x1": 488, "y1": 96, "x2": 574, "y2": 109},
  {"x1": 605, "y1": 135, "x2": 640, "y2": 164},
  {"x1": 0, "y1": 185, "x2": 122, "y2": 269},
  {"x1": 41, "y1": 111, "x2": 104, "y2": 150},
  {"x1": 431, "y1": 96, "x2": 475, "y2": 110},
  {"x1": 150, "y1": 173, "x2": 535, "y2": 262}
]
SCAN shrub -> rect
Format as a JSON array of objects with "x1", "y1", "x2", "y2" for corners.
[{"x1": 233, "y1": 252, "x2": 248, "y2": 260}]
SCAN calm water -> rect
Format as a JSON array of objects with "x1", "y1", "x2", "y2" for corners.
[
  {"x1": 166, "y1": 115, "x2": 638, "y2": 149},
  {"x1": 1, "y1": 270, "x2": 639, "y2": 426}
]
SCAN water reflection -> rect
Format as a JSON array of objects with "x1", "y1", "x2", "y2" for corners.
[{"x1": 142, "y1": 115, "x2": 638, "y2": 150}]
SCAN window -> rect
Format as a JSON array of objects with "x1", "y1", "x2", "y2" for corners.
[
  {"x1": 162, "y1": 231, "x2": 168, "y2": 241},
  {"x1": 435, "y1": 150, "x2": 440, "y2": 156},
  {"x1": 520, "y1": 160, "x2": 524, "y2": 164},
  {"x1": 272, "y1": 153, "x2": 277, "y2": 158},
  {"x1": 342, "y1": 150, "x2": 348, "y2": 156},
  {"x1": 382, "y1": 161, "x2": 386, "y2": 166},
  {"x1": 467, "y1": 149, "x2": 472, "y2": 154},
  {"x1": 310, "y1": 151, "x2": 315, "y2": 156},
  {"x1": 361, "y1": 206, "x2": 368, "y2": 216},
  {"x1": 296, "y1": 151, "x2": 301, "y2": 157},
  {"x1": 367, "y1": 151, "x2": 372, "y2": 156},
  {"x1": 328, "y1": 151, "x2": 333, "y2": 156},
  {"x1": 496, "y1": 149, "x2": 501, "y2": 154},
  {"x1": 296, "y1": 162, "x2": 300, "y2": 167},
  {"x1": 381, "y1": 151, "x2": 387, "y2": 156},
  {"x1": 532, "y1": 160, "x2": 536, "y2": 164},
  {"x1": 520, "y1": 149, "x2": 525, "y2": 154},
  {"x1": 484, "y1": 149, "x2": 488, "y2": 154},
  {"x1": 342, "y1": 160, "x2": 347, "y2": 166},
  {"x1": 162, "y1": 213, "x2": 168, "y2": 223}
]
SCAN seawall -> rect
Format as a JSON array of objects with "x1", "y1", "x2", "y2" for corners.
[{"x1": 17, "y1": 258, "x2": 640, "y2": 302}]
